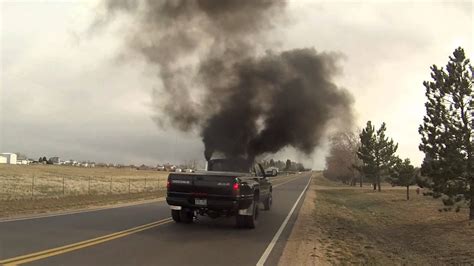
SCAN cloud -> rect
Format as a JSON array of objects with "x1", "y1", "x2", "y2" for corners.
[{"x1": 1, "y1": 1, "x2": 472, "y2": 168}]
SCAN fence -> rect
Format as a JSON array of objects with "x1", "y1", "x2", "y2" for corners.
[{"x1": 0, "y1": 175, "x2": 167, "y2": 200}]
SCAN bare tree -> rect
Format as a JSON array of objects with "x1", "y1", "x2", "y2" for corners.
[{"x1": 324, "y1": 131, "x2": 361, "y2": 185}]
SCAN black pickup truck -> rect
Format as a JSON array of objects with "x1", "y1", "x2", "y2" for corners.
[{"x1": 166, "y1": 158, "x2": 273, "y2": 228}]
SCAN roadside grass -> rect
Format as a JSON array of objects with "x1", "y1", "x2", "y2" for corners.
[
  {"x1": 0, "y1": 164, "x2": 168, "y2": 178},
  {"x1": 310, "y1": 175, "x2": 473, "y2": 265},
  {"x1": 0, "y1": 164, "x2": 169, "y2": 200},
  {"x1": 0, "y1": 164, "x2": 169, "y2": 217}
]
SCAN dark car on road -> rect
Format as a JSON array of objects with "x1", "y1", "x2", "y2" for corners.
[{"x1": 166, "y1": 158, "x2": 273, "y2": 228}]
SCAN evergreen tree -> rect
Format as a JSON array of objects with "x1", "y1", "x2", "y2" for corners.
[
  {"x1": 274, "y1": 160, "x2": 285, "y2": 171},
  {"x1": 388, "y1": 158, "x2": 416, "y2": 200},
  {"x1": 296, "y1": 163, "x2": 305, "y2": 172},
  {"x1": 285, "y1": 159, "x2": 292, "y2": 171},
  {"x1": 418, "y1": 47, "x2": 473, "y2": 219},
  {"x1": 356, "y1": 121, "x2": 398, "y2": 191},
  {"x1": 38, "y1": 157, "x2": 43, "y2": 163}
]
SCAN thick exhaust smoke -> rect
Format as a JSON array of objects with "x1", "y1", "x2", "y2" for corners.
[{"x1": 99, "y1": 0, "x2": 354, "y2": 161}]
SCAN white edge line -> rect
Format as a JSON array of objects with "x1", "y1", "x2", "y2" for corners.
[
  {"x1": 256, "y1": 175, "x2": 312, "y2": 266},
  {"x1": 0, "y1": 198, "x2": 165, "y2": 223}
]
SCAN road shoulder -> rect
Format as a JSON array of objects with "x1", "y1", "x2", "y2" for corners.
[{"x1": 277, "y1": 175, "x2": 329, "y2": 266}]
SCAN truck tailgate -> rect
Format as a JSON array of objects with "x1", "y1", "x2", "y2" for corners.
[{"x1": 168, "y1": 173, "x2": 235, "y2": 196}]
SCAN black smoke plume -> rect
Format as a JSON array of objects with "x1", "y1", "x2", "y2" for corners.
[{"x1": 99, "y1": 0, "x2": 354, "y2": 161}]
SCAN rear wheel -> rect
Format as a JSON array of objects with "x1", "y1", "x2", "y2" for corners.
[
  {"x1": 236, "y1": 198, "x2": 259, "y2": 229},
  {"x1": 263, "y1": 192, "x2": 272, "y2": 211},
  {"x1": 179, "y1": 209, "x2": 194, "y2": 223},
  {"x1": 246, "y1": 201, "x2": 259, "y2": 228},
  {"x1": 236, "y1": 214, "x2": 246, "y2": 228},
  {"x1": 171, "y1": 210, "x2": 181, "y2": 223}
]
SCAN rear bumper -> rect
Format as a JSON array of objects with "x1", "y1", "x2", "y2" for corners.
[{"x1": 166, "y1": 193, "x2": 253, "y2": 210}]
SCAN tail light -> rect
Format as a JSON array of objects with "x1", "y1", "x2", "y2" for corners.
[
  {"x1": 233, "y1": 182, "x2": 239, "y2": 191},
  {"x1": 166, "y1": 179, "x2": 170, "y2": 189},
  {"x1": 232, "y1": 178, "x2": 240, "y2": 195}
]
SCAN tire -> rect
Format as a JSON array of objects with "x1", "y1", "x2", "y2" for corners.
[
  {"x1": 179, "y1": 209, "x2": 194, "y2": 223},
  {"x1": 236, "y1": 214, "x2": 246, "y2": 228},
  {"x1": 263, "y1": 192, "x2": 272, "y2": 211},
  {"x1": 245, "y1": 200, "x2": 259, "y2": 229},
  {"x1": 236, "y1": 198, "x2": 259, "y2": 229},
  {"x1": 171, "y1": 210, "x2": 181, "y2": 223}
]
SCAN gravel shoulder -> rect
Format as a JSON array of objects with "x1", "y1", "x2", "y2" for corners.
[{"x1": 278, "y1": 175, "x2": 331, "y2": 266}]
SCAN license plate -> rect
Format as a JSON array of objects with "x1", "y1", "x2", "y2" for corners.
[{"x1": 195, "y1": 198, "x2": 207, "y2": 206}]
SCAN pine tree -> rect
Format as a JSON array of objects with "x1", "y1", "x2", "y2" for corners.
[
  {"x1": 285, "y1": 159, "x2": 292, "y2": 171},
  {"x1": 357, "y1": 121, "x2": 377, "y2": 189},
  {"x1": 356, "y1": 121, "x2": 398, "y2": 191},
  {"x1": 388, "y1": 158, "x2": 416, "y2": 200},
  {"x1": 418, "y1": 47, "x2": 473, "y2": 219}
]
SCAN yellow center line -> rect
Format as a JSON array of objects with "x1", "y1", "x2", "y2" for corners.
[{"x1": 0, "y1": 218, "x2": 173, "y2": 266}]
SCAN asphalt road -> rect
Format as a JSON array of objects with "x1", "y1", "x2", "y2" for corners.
[{"x1": 0, "y1": 173, "x2": 311, "y2": 266}]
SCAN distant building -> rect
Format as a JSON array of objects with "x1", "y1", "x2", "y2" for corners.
[
  {"x1": 1, "y1": 153, "x2": 17, "y2": 164},
  {"x1": 78, "y1": 162, "x2": 95, "y2": 167},
  {"x1": 0, "y1": 155, "x2": 7, "y2": 164},
  {"x1": 16, "y1": 155, "x2": 29, "y2": 165},
  {"x1": 164, "y1": 164, "x2": 177, "y2": 172},
  {"x1": 16, "y1": 159, "x2": 29, "y2": 165}
]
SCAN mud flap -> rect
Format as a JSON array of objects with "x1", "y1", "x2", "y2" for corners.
[{"x1": 238, "y1": 201, "x2": 254, "y2": 216}]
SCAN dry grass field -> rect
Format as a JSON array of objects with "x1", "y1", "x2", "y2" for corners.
[
  {"x1": 0, "y1": 164, "x2": 169, "y2": 200},
  {"x1": 280, "y1": 173, "x2": 474, "y2": 265},
  {"x1": 0, "y1": 164, "x2": 169, "y2": 217}
]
